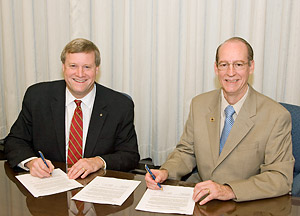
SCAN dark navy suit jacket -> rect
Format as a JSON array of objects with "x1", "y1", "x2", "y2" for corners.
[{"x1": 5, "y1": 80, "x2": 140, "y2": 171}]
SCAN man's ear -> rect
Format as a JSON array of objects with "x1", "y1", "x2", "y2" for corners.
[
  {"x1": 249, "y1": 60, "x2": 254, "y2": 75},
  {"x1": 214, "y1": 62, "x2": 219, "y2": 75}
]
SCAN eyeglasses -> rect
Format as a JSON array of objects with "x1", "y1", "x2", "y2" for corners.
[{"x1": 217, "y1": 61, "x2": 249, "y2": 71}]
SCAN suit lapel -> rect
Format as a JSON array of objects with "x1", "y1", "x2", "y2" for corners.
[
  {"x1": 51, "y1": 81, "x2": 66, "y2": 161},
  {"x1": 206, "y1": 93, "x2": 222, "y2": 166},
  {"x1": 216, "y1": 86, "x2": 257, "y2": 166},
  {"x1": 84, "y1": 84, "x2": 108, "y2": 157}
]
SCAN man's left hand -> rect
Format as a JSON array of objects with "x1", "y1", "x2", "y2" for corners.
[
  {"x1": 67, "y1": 157, "x2": 104, "y2": 179},
  {"x1": 193, "y1": 180, "x2": 236, "y2": 205}
]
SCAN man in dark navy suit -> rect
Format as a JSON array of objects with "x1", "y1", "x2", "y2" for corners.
[{"x1": 5, "y1": 38, "x2": 140, "y2": 179}]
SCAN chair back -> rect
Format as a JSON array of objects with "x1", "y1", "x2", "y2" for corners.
[
  {"x1": 280, "y1": 103, "x2": 300, "y2": 177},
  {"x1": 0, "y1": 138, "x2": 5, "y2": 160}
]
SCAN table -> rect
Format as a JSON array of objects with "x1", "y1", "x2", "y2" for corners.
[{"x1": 1, "y1": 160, "x2": 300, "y2": 215}]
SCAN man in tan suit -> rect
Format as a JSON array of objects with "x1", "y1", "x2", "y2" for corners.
[{"x1": 145, "y1": 37, "x2": 294, "y2": 204}]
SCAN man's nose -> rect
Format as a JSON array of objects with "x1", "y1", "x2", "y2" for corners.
[
  {"x1": 226, "y1": 64, "x2": 236, "y2": 76},
  {"x1": 76, "y1": 67, "x2": 84, "y2": 76}
]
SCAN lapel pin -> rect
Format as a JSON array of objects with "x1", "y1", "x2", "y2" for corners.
[
  {"x1": 100, "y1": 113, "x2": 103, "y2": 117},
  {"x1": 210, "y1": 117, "x2": 215, "y2": 122}
]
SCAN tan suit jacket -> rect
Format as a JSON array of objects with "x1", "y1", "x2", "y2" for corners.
[{"x1": 161, "y1": 86, "x2": 294, "y2": 201}]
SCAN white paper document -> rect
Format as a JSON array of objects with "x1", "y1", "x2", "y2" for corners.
[
  {"x1": 136, "y1": 185, "x2": 195, "y2": 215},
  {"x1": 72, "y1": 176, "x2": 141, "y2": 206},
  {"x1": 16, "y1": 168, "x2": 83, "y2": 197}
]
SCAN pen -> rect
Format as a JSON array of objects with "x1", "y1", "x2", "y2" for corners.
[
  {"x1": 38, "y1": 151, "x2": 51, "y2": 174},
  {"x1": 145, "y1": 164, "x2": 163, "y2": 190}
]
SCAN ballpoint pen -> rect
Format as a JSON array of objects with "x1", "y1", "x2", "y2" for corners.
[
  {"x1": 145, "y1": 164, "x2": 163, "y2": 190},
  {"x1": 38, "y1": 151, "x2": 52, "y2": 175}
]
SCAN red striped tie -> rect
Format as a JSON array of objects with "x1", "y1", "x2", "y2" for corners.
[{"x1": 67, "y1": 100, "x2": 83, "y2": 165}]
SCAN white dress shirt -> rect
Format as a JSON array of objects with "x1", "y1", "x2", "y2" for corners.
[
  {"x1": 220, "y1": 86, "x2": 249, "y2": 137},
  {"x1": 65, "y1": 85, "x2": 96, "y2": 158}
]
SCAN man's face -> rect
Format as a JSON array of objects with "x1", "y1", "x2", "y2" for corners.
[
  {"x1": 63, "y1": 52, "x2": 99, "y2": 99},
  {"x1": 214, "y1": 40, "x2": 254, "y2": 102}
]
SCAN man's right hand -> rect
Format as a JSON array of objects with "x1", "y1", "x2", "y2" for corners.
[
  {"x1": 25, "y1": 158, "x2": 54, "y2": 178},
  {"x1": 145, "y1": 169, "x2": 168, "y2": 189}
]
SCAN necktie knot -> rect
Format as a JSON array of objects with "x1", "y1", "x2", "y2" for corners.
[
  {"x1": 225, "y1": 105, "x2": 235, "y2": 118},
  {"x1": 74, "y1": 100, "x2": 82, "y2": 108}
]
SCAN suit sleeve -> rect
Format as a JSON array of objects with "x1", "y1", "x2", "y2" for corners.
[
  {"x1": 100, "y1": 98, "x2": 140, "y2": 171},
  {"x1": 226, "y1": 110, "x2": 294, "y2": 201},
  {"x1": 160, "y1": 99, "x2": 197, "y2": 179}
]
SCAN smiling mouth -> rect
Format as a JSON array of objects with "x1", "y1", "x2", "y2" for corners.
[
  {"x1": 225, "y1": 79, "x2": 239, "y2": 83},
  {"x1": 73, "y1": 79, "x2": 86, "y2": 83}
]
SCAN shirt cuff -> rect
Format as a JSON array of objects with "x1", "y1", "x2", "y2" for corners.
[
  {"x1": 18, "y1": 157, "x2": 38, "y2": 171},
  {"x1": 96, "y1": 156, "x2": 107, "y2": 170}
]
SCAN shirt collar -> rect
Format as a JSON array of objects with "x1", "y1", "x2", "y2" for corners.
[
  {"x1": 221, "y1": 85, "x2": 249, "y2": 115},
  {"x1": 65, "y1": 84, "x2": 96, "y2": 109}
]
